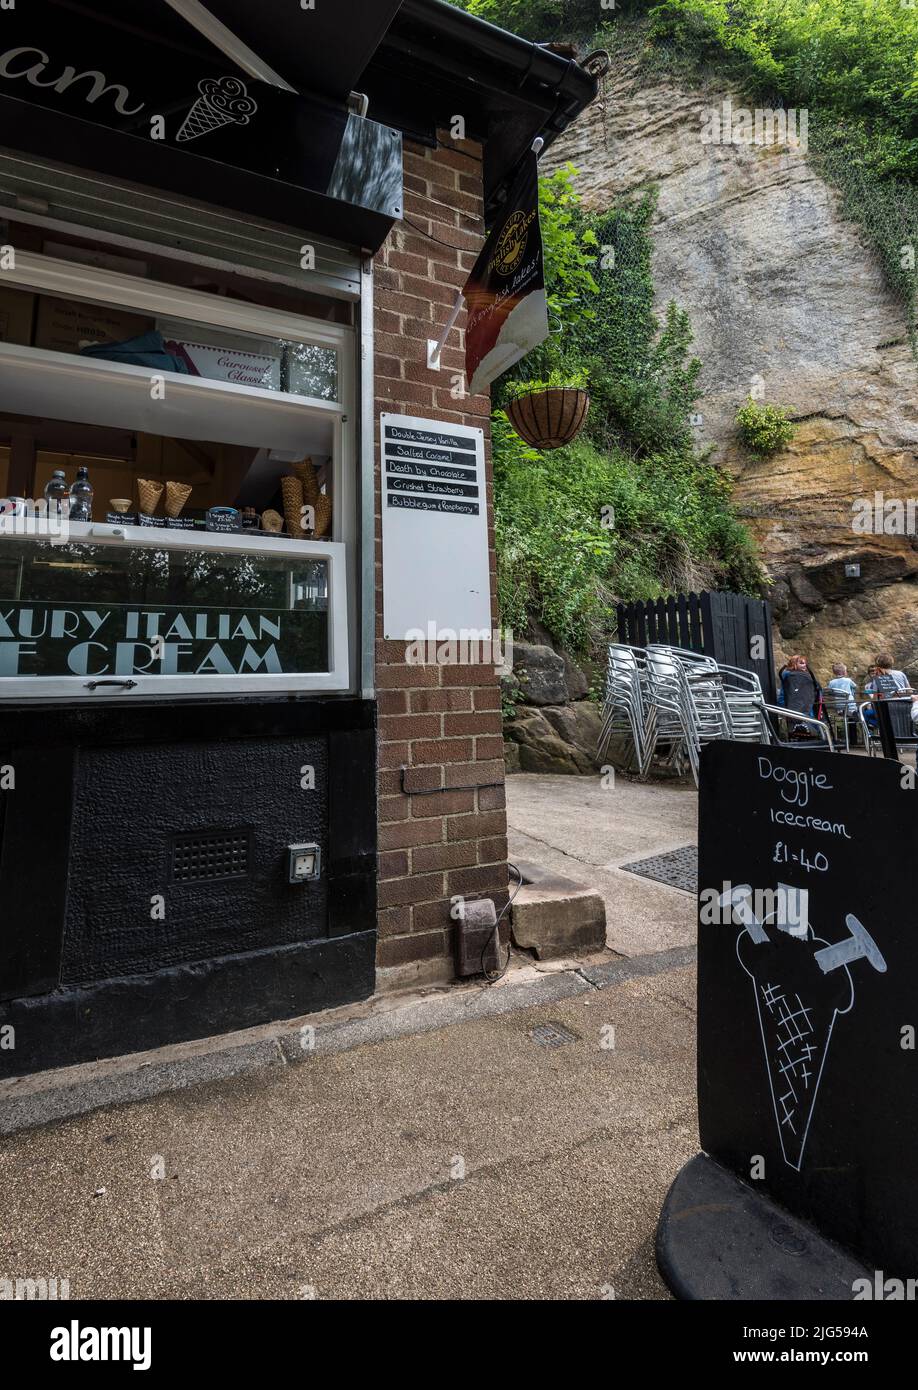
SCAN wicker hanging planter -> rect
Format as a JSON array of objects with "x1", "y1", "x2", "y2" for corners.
[{"x1": 506, "y1": 388, "x2": 590, "y2": 451}]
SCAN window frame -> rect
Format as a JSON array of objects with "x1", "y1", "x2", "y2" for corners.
[
  {"x1": 0, "y1": 524, "x2": 349, "y2": 700},
  {"x1": 0, "y1": 240, "x2": 359, "y2": 700}
]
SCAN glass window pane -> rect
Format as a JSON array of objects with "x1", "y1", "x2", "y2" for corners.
[{"x1": 0, "y1": 539, "x2": 330, "y2": 678}]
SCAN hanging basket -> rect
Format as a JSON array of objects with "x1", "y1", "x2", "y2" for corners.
[{"x1": 506, "y1": 388, "x2": 590, "y2": 451}]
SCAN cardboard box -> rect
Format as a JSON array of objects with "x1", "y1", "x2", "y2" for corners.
[
  {"x1": 0, "y1": 287, "x2": 36, "y2": 345},
  {"x1": 158, "y1": 319, "x2": 282, "y2": 391},
  {"x1": 34, "y1": 297, "x2": 153, "y2": 355}
]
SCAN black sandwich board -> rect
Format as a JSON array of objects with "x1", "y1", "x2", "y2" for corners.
[{"x1": 658, "y1": 739, "x2": 918, "y2": 1299}]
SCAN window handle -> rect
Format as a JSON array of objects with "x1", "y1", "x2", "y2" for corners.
[{"x1": 85, "y1": 679, "x2": 138, "y2": 690}]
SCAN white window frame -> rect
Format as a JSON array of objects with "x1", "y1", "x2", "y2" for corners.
[
  {"x1": 0, "y1": 524, "x2": 349, "y2": 700},
  {"x1": 2, "y1": 250, "x2": 349, "y2": 357},
  {"x1": 0, "y1": 241, "x2": 359, "y2": 699}
]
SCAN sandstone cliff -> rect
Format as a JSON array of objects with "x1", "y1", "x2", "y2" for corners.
[{"x1": 543, "y1": 52, "x2": 918, "y2": 683}]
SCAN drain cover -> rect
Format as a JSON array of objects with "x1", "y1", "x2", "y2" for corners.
[
  {"x1": 620, "y1": 845, "x2": 697, "y2": 894},
  {"x1": 529, "y1": 1021, "x2": 580, "y2": 1048}
]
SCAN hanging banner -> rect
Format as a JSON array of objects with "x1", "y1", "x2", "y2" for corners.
[{"x1": 463, "y1": 154, "x2": 548, "y2": 397}]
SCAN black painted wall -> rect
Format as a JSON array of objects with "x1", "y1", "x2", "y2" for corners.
[{"x1": 0, "y1": 696, "x2": 377, "y2": 1078}]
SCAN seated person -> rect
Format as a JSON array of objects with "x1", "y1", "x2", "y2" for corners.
[
  {"x1": 865, "y1": 653, "x2": 913, "y2": 700},
  {"x1": 825, "y1": 662, "x2": 858, "y2": 715},
  {"x1": 777, "y1": 654, "x2": 821, "y2": 733}
]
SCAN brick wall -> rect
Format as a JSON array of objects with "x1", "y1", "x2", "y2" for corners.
[{"x1": 374, "y1": 132, "x2": 509, "y2": 984}]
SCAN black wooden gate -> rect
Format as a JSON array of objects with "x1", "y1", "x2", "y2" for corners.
[{"x1": 614, "y1": 591, "x2": 776, "y2": 703}]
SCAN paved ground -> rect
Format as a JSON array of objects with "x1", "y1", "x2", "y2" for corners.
[
  {"x1": 0, "y1": 957, "x2": 695, "y2": 1300},
  {"x1": 507, "y1": 772, "x2": 698, "y2": 956},
  {"x1": 1, "y1": 774, "x2": 700, "y2": 1301}
]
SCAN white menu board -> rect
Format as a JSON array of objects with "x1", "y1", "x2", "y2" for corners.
[{"x1": 381, "y1": 413, "x2": 491, "y2": 640}]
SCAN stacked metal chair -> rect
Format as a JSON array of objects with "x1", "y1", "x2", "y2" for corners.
[
  {"x1": 718, "y1": 663, "x2": 771, "y2": 743},
  {"x1": 644, "y1": 645, "x2": 732, "y2": 785},
  {"x1": 599, "y1": 641, "x2": 833, "y2": 782},
  {"x1": 598, "y1": 643, "x2": 650, "y2": 774}
]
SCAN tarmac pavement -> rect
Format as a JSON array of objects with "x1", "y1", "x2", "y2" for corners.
[
  {"x1": 1, "y1": 955, "x2": 695, "y2": 1300},
  {"x1": 507, "y1": 772, "x2": 698, "y2": 956},
  {"x1": 1, "y1": 773, "x2": 700, "y2": 1300}
]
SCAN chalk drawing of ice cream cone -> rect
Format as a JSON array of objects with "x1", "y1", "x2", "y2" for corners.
[
  {"x1": 177, "y1": 76, "x2": 258, "y2": 143},
  {"x1": 721, "y1": 886, "x2": 886, "y2": 1171}
]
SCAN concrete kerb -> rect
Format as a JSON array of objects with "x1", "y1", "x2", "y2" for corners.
[{"x1": 0, "y1": 945, "x2": 697, "y2": 1137}]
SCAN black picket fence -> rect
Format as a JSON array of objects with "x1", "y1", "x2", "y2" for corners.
[{"x1": 614, "y1": 591, "x2": 776, "y2": 703}]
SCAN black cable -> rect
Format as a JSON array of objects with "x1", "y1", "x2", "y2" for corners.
[
  {"x1": 402, "y1": 215, "x2": 483, "y2": 252},
  {"x1": 481, "y1": 861, "x2": 524, "y2": 984}
]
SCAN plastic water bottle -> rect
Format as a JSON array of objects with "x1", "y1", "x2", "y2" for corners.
[
  {"x1": 68, "y1": 466, "x2": 93, "y2": 522},
  {"x1": 44, "y1": 469, "x2": 70, "y2": 520}
]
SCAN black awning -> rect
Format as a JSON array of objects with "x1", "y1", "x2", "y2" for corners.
[
  {"x1": 3, "y1": 0, "x2": 596, "y2": 241},
  {"x1": 198, "y1": 0, "x2": 406, "y2": 102},
  {"x1": 0, "y1": 0, "x2": 404, "y2": 250},
  {"x1": 50, "y1": 0, "x2": 406, "y2": 101}
]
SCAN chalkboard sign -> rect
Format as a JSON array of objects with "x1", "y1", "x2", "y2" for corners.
[{"x1": 698, "y1": 740, "x2": 918, "y2": 1277}]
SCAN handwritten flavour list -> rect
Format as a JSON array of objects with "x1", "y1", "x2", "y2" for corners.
[{"x1": 381, "y1": 414, "x2": 491, "y2": 639}]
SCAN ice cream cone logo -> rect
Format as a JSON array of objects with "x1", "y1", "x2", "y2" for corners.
[
  {"x1": 721, "y1": 885, "x2": 886, "y2": 1171},
  {"x1": 177, "y1": 76, "x2": 257, "y2": 143}
]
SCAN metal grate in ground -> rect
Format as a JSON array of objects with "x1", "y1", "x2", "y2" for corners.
[
  {"x1": 619, "y1": 845, "x2": 697, "y2": 894},
  {"x1": 529, "y1": 1021, "x2": 581, "y2": 1048}
]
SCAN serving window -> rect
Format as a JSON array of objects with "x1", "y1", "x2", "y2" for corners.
[{"x1": 0, "y1": 222, "x2": 357, "y2": 698}]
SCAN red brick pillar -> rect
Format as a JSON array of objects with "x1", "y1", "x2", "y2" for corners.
[{"x1": 373, "y1": 132, "x2": 509, "y2": 988}]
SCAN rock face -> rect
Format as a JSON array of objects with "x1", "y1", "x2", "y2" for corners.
[
  {"x1": 544, "y1": 54, "x2": 918, "y2": 684},
  {"x1": 511, "y1": 642, "x2": 568, "y2": 705},
  {"x1": 504, "y1": 634, "x2": 602, "y2": 773}
]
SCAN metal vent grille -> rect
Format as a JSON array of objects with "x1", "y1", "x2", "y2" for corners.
[
  {"x1": 171, "y1": 830, "x2": 252, "y2": 885},
  {"x1": 620, "y1": 846, "x2": 697, "y2": 894}
]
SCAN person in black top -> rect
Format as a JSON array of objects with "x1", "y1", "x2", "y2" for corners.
[{"x1": 777, "y1": 653, "x2": 822, "y2": 732}]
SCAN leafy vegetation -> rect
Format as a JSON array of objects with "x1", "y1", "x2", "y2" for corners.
[
  {"x1": 735, "y1": 400, "x2": 799, "y2": 454},
  {"x1": 502, "y1": 368, "x2": 590, "y2": 399},
  {"x1": 449, "y1": 0, "x2": 918, "y2": 658},
  {"x1": 456, "y1": 0, "x2": 918, "y2": 338},
  {"x1": 489, "y1": 171, "x2": 763, "y2": 655}
]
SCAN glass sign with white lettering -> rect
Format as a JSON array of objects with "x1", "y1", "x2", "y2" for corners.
[{"x1": 0, "y1": 540, "x2": 329, "y2": 678}]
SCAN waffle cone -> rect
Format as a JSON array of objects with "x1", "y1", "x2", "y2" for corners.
[
  {"x1": 165, "y1": 480, "x2": 193, "y2": 518},
  {"x1": 292, "y1": 458, "x2": 319, "y2": 503},
  {"x1": 137, "y1": 478, "x2": 164, "y2": 515},
  {"x1": 281, "y1": 475, "x2": 306, "y2": 539},
  {"x1": 313, "y1": 494, "x2": 333, "y2": 539}
]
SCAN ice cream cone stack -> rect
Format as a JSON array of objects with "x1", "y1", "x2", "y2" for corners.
[
  {"x1": 137, "y1": 478, "x2": 164, "y2": 516},
  {"x1": 292, "y1": 458, "x2": 319, "y2": 504},
  {"x1": 165, "y1": 481, "x2": 193, "y2": 518},
  {"x1": 313, "y1": 494, "x2": 333, "y2": 539},
  {"x1": 281, "y1": 475, "x2": 306, "y2": 539}
]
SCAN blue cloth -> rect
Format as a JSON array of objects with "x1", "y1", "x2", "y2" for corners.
[{"x1": 80, "y1": 331, "x2": 191, "y2": 373}]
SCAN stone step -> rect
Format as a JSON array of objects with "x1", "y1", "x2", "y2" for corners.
[{"x1": 510, "y1": 859, "x2": 607, "y2": 959}]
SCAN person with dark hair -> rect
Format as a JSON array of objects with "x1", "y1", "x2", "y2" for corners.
[
  {"x1": 865, "y1": 653, "x2": 912, "y2": 699},
  {"x1": 777, "y1": 653, "x2": 822, "y2": 730}
]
